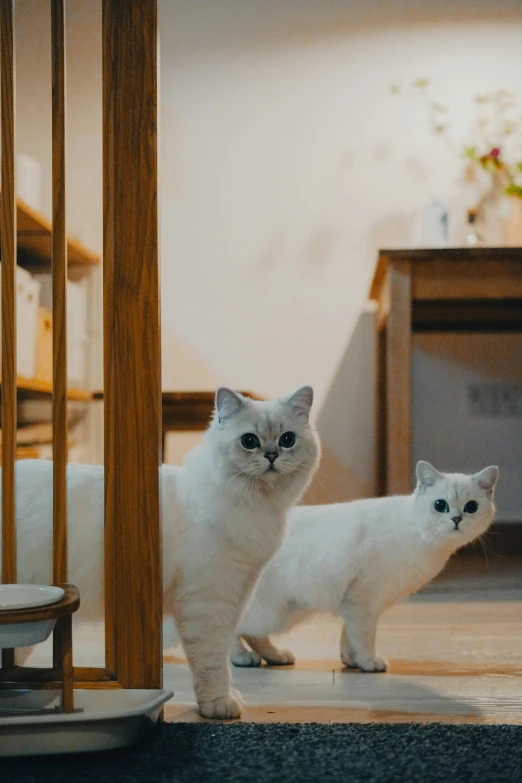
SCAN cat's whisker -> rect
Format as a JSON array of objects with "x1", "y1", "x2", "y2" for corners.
[
  {"x1": 309, "y1": 474, "x2": 329, "y2": 493},
  {"x1": 246, "y1": 474, "x2": 261, "y2": 509},
  {"x1": 476, "y1": 533, "x2": 495, "y2": 563},
  {"x1": 230, "y1": 473, "x2": 253, "y2": 505}
]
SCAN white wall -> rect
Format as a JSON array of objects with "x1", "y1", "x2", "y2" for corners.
[
  {"x1": 13, "y1": 0, "x2": 522, "y2": 495},
  {"x1": 159, "y1": 0, "x2": 522, "y2": 406},
  {"x1": 158, "y1": 0, "x2": 522, "y2": 495}
]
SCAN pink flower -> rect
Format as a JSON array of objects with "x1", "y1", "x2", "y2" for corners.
[{"x1": 489, "y1": 147, "x2": 501, "y2": 159}]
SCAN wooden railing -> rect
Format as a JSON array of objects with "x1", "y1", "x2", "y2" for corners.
[
  {"x1": 0, "y1": 0, "x2": 162, "y2": 690},
  {"x1": 1, "y1": 0, "x2": 18, "y2": 672}
]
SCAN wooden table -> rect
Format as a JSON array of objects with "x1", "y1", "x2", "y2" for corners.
[
  {"x1": 93, "y1": 389, "x2": 263, "y2": 460},
  {"x1": 369, "y1": 247, "x2": 522, "y2": 496}
]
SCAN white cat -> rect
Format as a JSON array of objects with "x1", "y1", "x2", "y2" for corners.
[
  {"x1": 2, "y1": 387, "x2": 320, "y2": 719},
  {"x1": 231, "y1": 461, "x2": 498, "y2": 672}
]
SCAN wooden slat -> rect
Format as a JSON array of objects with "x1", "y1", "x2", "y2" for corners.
[
  {"x1": 51, "y1": 0, "x2": 68, "y2": 592},
  {"x1": 1, "y1": 0, "x2": 17, "y2": 592},
  {"x1": 102, "y1": 0, "x2": 162, "y2": 689},
  {"x1": 412, "y1": 259, "x2": 522, "y2": 300},
  {"x1": 386, "y1": 260, "x2": 412, "y2": 495},
  {"x1": 102, "y1": 0, "x2": 116, "y2": 676}
]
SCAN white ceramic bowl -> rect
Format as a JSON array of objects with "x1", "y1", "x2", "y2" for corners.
[{"x1": 0, "y1": 584, "x2": 65, "y2": 648}]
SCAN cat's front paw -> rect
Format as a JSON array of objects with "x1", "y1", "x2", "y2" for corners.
[
  {"x1": 340, "y1": 648, "x2": 355, "y2": 668},
  {"x1": 362, "y1": 654, "x2": 388, "y2": 672},
  {"x1": 198, "y1": 689, "x2": 243, "y2": 720},
  {"x1": 231, "y1": 649, "x2": 262, "y2": 668},
  {"x1": 264, "y1": 648, "x2": 296, "y2": 666},
  {"x1": 345, "y1": 654, "x2": 388, "y2": 673}
]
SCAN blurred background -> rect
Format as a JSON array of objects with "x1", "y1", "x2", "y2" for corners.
[{"x1": 10, "y1": 0, "x2": 522, "y2": 513}]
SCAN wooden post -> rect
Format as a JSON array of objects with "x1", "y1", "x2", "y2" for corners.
[
  {"x1": 386, "y1": 260, "x2": 412, "y2": 495},
  {"x1": 0, "y1": 0, "x2": 16, "y2": 671},
  {"x1": 51, "y1": 0, "x2": 68, "y2": 589},
  {"x1": 102, "y1": 0, "x2": 162, "y2": 689}
]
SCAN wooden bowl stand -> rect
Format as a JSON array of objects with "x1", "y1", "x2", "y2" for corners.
[{"x1": 0, "y1": 584, "x2": 80, "y2": 716}]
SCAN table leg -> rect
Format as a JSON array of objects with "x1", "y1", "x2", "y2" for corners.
[
  {"x1": 1, "y1": 649, "x2": 15, "y2": 668},
  {"x1": 375, "y1": 320, "x2": 387, "y2": 497},
  {"x1": 58, "y1": 615, "x2": 74, "y2": 712},
  {"x1": 386, "y1": 260, "x2": 412, "y2": 495}
]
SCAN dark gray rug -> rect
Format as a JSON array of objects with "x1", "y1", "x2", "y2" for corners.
[{"x1": 4, "y1": 722, "x2": 522, "y2": 783}]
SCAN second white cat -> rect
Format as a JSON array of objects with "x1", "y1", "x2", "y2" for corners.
[{"x1": 231, "y1": 461, "x2": 498, "y2": 671}]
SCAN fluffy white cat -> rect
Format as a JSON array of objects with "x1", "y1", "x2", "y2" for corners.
[
  {"x1": 231, "y1": 460, "x2": 498, "y2": 672},
  {"x1": 2, "y1": 387, "x2": 320, "y2": 719}
]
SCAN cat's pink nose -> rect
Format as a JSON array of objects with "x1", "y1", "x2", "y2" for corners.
[
  {"x1": 452, "y1": 516, "x2": 462, "y2": 527},
  {"x1": 265, "y1": 451, "x2": 278, "y2": 464}
]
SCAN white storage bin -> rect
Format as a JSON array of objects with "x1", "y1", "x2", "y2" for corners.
[
  {"x1": 68, "y1": 334, "x2": 88, "y2": 386},
  {"x1": 0, "y1": 264, "x2": 41, "y2": 378},
  {"x1": 34, "y1": 274, "x2": 87, "y2": 337},
  {"x1": 33, "y1": 273, "x2": 88, "y2": 384}
]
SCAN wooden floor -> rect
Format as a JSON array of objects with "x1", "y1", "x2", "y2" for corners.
[
  {"x1": 163, "y1": 554, "x2": 522, "y2": 724},
  {"x1": 24, "y1": 552, "x2": 522, "y2": 724}
]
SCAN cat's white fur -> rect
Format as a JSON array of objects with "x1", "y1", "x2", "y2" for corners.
[
  {"x1": 230, "y1": 461, "x2": 498, "y2": 671},
  {"x1": 1, "y1": 387, "x2": 320, "y2": 719}
]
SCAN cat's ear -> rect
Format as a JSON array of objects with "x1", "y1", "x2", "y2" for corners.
[
  {"x1": 416, "y1": 460, "x2": 442, "y2": 488},
  {"x1": 286, "y1": 386, "x2": 314, "y2": 420},
  {"x1": 215, "y1": 388, "x2": 246, "y2": 422},
  {"x1": 474, "y1": 465, "x2": 499, "y2": 496}
]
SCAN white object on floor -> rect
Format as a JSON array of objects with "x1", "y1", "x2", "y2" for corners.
[
  {"x1": 0, "y1": 688, "x2": 173, "y2": 756},
  {"x1": 0, "y1": 584, "x2": 64, "y2": 648}
]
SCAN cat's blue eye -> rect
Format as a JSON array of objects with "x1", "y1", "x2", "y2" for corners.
[
  {"x1": 434, "y1": 499, "x2": 449, "y2": 513},
  {"x1": 279, "y1": 431, "x2": 296, "y2": 449},
  {"x1": 464, "y1": 500, "x2": 478, "y2": 514},
  {"x1": 241, "y1": 433, "x2": 260, "y2": 450}
]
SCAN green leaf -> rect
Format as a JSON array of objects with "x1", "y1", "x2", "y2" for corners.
[{"x1": 505, "y1": 184, "x2": 522, "y2": 198}]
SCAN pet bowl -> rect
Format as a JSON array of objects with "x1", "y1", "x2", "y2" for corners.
[{"x1": 0, "y1": 584, "x2": 65, "y2": 648}]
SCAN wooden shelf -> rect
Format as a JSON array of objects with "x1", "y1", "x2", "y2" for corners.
[
  {"x1": 1, "y1": 376, "x2": 93, "y2": 401},
  {"x1": 0, "y1": 445, "x2": 40, "y2": 462},
  {"x1": 93, "y1": 389, "x2": 264, "y2": 431},
  {"x1": 14, "y1": 198, "x2": 100, "y2": 272},
  {"x1": 160, "y1": 390, "x2": 263, "y2": 432}
]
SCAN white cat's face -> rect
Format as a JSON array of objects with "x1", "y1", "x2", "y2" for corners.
[
  {"x1": 412, "y1": 461, "x2": 498, "y2": 548},
  {"x1": 209, "y1": 386, "x2": 320, "y2": 488}
]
